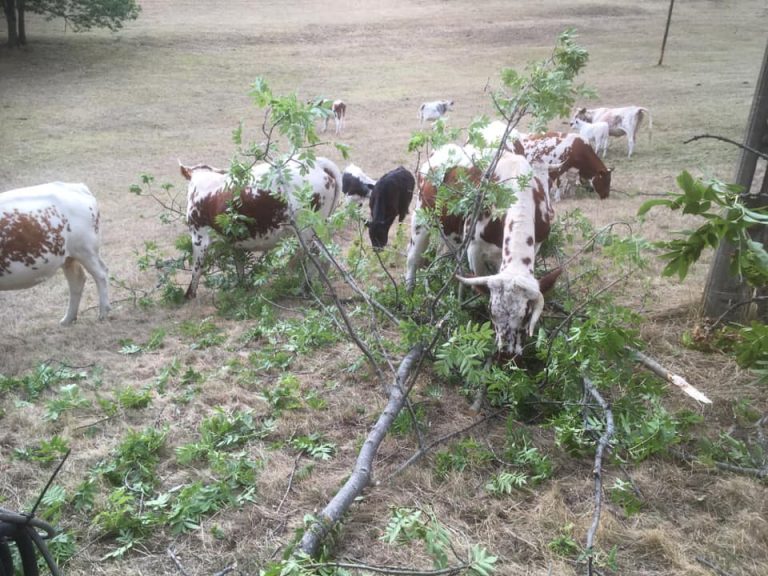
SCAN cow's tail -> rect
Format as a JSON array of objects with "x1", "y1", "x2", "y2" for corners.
[
  {"x1": 642, "y1": 108, "x2": 653, "y2": 144},
  {"x1": 316, "y1": 156, "x2": 343, "y2": 215}
]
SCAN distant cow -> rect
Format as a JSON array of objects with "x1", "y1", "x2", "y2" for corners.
[
  {"x1": 569, "y1": 117, "x2": 610, "y2": 158},
  {"x1": 406, "y1": 145, "x2": 553, "y2": 291},
  {"x1": 572, "y1": 106, "x2": 652, "y2": 158},
  {"x1": 419, "y1": 99, "x2": 454, "y2": 124},
  {"x1": 179, "y1": 157, "x2": 342, "y2": 299},
  {"x1": 342, "y1": 164, "x2": 377, "y2": 203},
  {"x1": 367, "y1": 166, "x2": 416, "y2": 249},
  {"x1": 0, "y1": 182, "x2": 110, "y2": 325},
  {"x1": 518, "y1": 132, "x2": 611, "y2": 202},
  {"x1": 312, "y1": 98, "x2": 346, "y2": 135}
]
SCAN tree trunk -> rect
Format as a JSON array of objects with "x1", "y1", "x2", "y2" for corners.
[
  {"x1": 17, "y1": 0, "x2": 25, "y2": 45},
  {"x1": 657, "y1": 0, "x2": 675, "y2": 66},
  {"x1": 702, "y1": 39, "x2": 768, "y2": 321},
  {"x1": 3, "y1": 0, "x2": 18, "y2": 47}
]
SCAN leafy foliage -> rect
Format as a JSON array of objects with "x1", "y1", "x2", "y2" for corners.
[
  {"x1": 27, "y1": 0, "x2": 140, "y2": 32},
  {"x1": 638, "y1": 171, "x2": 768, "y2": 285}
]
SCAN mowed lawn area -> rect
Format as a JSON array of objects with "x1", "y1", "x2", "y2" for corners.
[{"x1": 1, "y1": 1, "x2": 767, "y2": 575}]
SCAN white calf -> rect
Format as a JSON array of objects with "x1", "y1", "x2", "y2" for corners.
[
  {"x1": 0, "y1": 182, "x2": 110, "y2": 325},
  {"x1": 419, "y1": 100, "x2": 454, "y2": 124},
  {"x1": 570, "y1": 118, "x2": 610, "y2": 158},
  {"x1": 572, "y1": 106, "x2": 652, "y2": 158}
]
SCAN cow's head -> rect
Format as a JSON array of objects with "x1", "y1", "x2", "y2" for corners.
[
  {"x1": 591, "y1": 168, "x2": 612, "y2": 199},
  {"x1": 366, "y1": 219, "x2": 391, "y2": 250},
  {"x1": 457, "y1": 269, "x2": 560, "y2": 356},
  {"x1": 457, "y1": 273, "x2": 543, "y2": 356},
  {"x1": 573, "y1": 107, "x2": 592, "y2": 123}
]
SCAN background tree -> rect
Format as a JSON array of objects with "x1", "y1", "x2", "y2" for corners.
[
  {"x1": 701, "y1": 39, "x2": 768, "y2": 321},
  {"x1": 2, "y1": 0, "x2": 139, "y2": 47}
]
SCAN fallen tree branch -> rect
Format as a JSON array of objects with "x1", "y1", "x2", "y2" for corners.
[
  {"x1": 306, "y1": 560, "x2": 467, "y2": 575},
  {"x1": 695, "y1": 555, "x2": 736, "y2": 576},
  {"x1": 298, "y1": 344, "x2": 425, "y2": 556},
  {"x1": 713, "y1": 460, "x2": 768, "y2": 479},
  {"x1": 291, "y1": 224, "x2": 386, "y2": 386},
  {"x1": 582, "y1": 377, "x2": 614, "y2": 576},
  {"x1": 384, "y1": 409, "x2": 504, "y2": 483},
  {"x1": 684, "y1": 134, "x2": 768, "y2": 161},
  {"x1": 212, "y1": 564, "x2": 237, "y2": 576},
  {"x1": 627, "y1": 347, "x2": 712, "y2": 404},
  {"x1": 708, "y1": 295, "x2": 768, "y2": 331},
  {"x1": 167, "y1": 547, "x2": 191, "y2": 576}
]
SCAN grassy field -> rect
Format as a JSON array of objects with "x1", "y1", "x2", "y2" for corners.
[{"x1": 1, "y1": 1, "x2": 768, "y2": 574}]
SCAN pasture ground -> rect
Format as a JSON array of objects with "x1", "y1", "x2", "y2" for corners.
[{"x1": 1, "y1": 1, "x2": 768, "y2": 574}]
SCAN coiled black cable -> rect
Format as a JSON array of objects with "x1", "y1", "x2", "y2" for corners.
[{"x1": 0, "y1": 509, "x2": 61, "y2": 576}]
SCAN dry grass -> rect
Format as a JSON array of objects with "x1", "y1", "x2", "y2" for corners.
[{"x1": 2, "y1": 1, "x2": 768, "y2": 575}]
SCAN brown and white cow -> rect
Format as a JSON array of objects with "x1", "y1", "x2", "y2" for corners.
[
  {"x1": 0, "y1": 182, "x2": 110, "y2": 325},
  {"x1": 572, "y1": 106, "x2": 652, "y2": 158},
  {"x1": 517, "y1": 131, "x2": 611, "y2": 202},
  {"x1": 405, "y1": 145, "x2": 553, "y2": 291},
  {"x1": 179, "y1": 157, "x2": 342, "y2": 299}
]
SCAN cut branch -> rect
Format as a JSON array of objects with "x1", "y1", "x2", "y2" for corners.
[
  {"x1": 582, "y1": 377, "x2": 614, "y2": 576},
  {"x1": 627, "y1": 348, "x2": 712, "y2": 404},
  {"x1": 298, "y1": 344, "x2": 425, "y2": 557}
]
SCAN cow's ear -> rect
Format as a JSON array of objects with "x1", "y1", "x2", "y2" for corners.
[
  {"x1": 538, "y1": 267, "x2": 562, "y2": 294},
  {"x1": 179, "y1": 161, "x2": 192, "y2": 181}
]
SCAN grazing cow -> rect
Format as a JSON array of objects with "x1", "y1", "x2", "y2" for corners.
[
  {"x1": 406, "y1": 145, "x2": 553, "y2": 290},
  {"x1": 518, "y1": 131, "x2": 611, "y2": 202},
  {"x1": 456, "y1": 152, "x2": 561, "y2": 358},
  {"x1": 0, "y1": 182, "x2": 110, "y2": 325},
  {"x1": 572, "y1": 106, "x2": 652, "y2": 158},
  {"x1": 419, "y1": 99, "x2": 454, "y2": 124},
  {"x1": 180, "y1": 157, "x2": 342, "y2": 299},
  {"x1": 569, "y1": 117, "x2": 610, "y2": 158},
  {"x1": 367, "y1": 166, "x2": 416, "y2": 249},
  {"x1": 342, "y1": 164, "x2": 377, "y2": 204}
]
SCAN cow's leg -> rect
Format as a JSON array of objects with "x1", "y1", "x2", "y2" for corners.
[
  {"x1": 79, "y1": 252, "x2": 110, "y2": 320},
  {"x1": 61, "y1": 257, "x2": 86, "y2": 325},
  {"x1": 322, "y1": 115, "x2": 329, "y2": 133},
  {"x1": 405, "y1": 218, "x2": 430, "y2": 291},
  {"x1": 186, "y1": 228, "x2": 211, "y2": 299}
]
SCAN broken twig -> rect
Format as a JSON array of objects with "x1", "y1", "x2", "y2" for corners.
[{"x1": 628, "y1": 347, "x2": 712, "y2": 404}]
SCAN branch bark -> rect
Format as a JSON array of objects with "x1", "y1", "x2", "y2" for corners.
[
  {"x1": 298, "y1": 344, "x2": 425, "y2": 556},
  {"x1": 684, "y1": 133, "x2": 768, "y2": 161},
  {"x1": 627, "y1": 347, "x2": 712, "y2": 404},
  {"x1": 582, "y1": 377, "x2": 614, "y2": 576}
]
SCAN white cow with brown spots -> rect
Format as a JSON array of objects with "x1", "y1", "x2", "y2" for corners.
[
  {"x1": 179, "y1": 157, "x2": 342, "y2": 299},
  {"x1": 457, "y1": 153, "x2": 560, "y2": 358},
  {"x1": 0, "y1": 182, "x2": 110, "y2": 325},
  {"x1": 572, "y1": 106, "x2": 652, "y2": 158}
]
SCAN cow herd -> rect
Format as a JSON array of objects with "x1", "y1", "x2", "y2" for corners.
[{"x1": 0, "y1": 102, "x2": 651, "y2": 358}]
